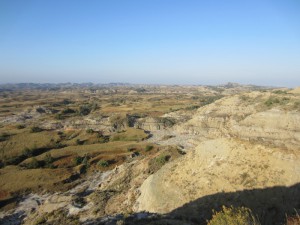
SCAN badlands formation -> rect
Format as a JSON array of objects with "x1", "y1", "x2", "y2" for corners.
[
  {"x1": 136, "y1": 90, "x2": 300, "y2": 224},
  {"x1": 0, "y1": 85, "x2": 299, "y2": 225}
]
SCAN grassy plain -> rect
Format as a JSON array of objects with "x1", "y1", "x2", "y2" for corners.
[{"x1": 0, "y1": 85, "x2": 221, "y2": 204}]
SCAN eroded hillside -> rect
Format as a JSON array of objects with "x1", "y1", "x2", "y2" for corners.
[
  {"x1": 0, "y1": 84, "x2": 299, "y2": 225},
  {"x1": 136, "y1": 89, "x2": 300, "y2": 224}
]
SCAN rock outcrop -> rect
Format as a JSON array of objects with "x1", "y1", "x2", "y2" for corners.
[
  {"x1": 136, "y1": 138, "x2": 300, "y2": 218},
  {"x1": 179, "y1": 92, "x2": 300, "y2": 150}
]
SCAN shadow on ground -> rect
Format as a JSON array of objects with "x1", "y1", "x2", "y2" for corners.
[
  {"x1": 1, "y1": 183, "x2": 299, "y2": 225},
  {"x1": 169, "y1": 183, "x2": 300, "y2": 225},
  {"x1": 85, "y1": 183, "x2": 300, "y2": 225}
]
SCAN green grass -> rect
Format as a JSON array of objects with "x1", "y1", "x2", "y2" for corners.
[{"x1": 110, "y1": 128, "x2": 148, "y2": 142}]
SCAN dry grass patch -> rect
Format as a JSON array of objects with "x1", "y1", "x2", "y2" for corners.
[
  {"x1": 0, "y1": 130, "x2": 60, "y2": 159},
  {"x1": 21, "y1": 141, "x2": 149, "y2": 168},
  {"x1": 0, "y1": 166, "x2": 74, "y2": 201},
  {"x1": 110, "y1": 128, "x2": 148, "y2": 142}
]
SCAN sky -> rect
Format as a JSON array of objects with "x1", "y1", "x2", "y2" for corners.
[{"x1": 0, "y1": 0, "x2": 299, "y2": 87}]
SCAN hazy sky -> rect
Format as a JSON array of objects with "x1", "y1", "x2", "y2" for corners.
[{"x1": 0, "y1": 0, "x2": 299, "y2": 86}]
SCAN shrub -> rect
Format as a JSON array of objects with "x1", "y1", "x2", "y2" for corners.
[
  {"x1": 0, "y1": 133, "x2": 10, "y2": 142},
  {"x1": 185, "y1": 105, "x2": 200, "y2": 110},
  {"x1": 23, "y1": 147, "x2": 33, "y2": 157},
  {"x1": 44, "y1": 153, "x2": 54, "y2": 167},
  {"x1": 127, "y1": 146, "x2": 136, "y2": 152},
  {"x1": 109, "y1": 114, "x2": 128, "y2": 128},
  {"x1": 33, "y1": 216, "x2": 47, "y2": 225},
  {"x1": 5, "y1": 156, "x2": 24, "y2": 165},
  {"x1": 161, "y1": 135, "x2": 175, "y2": 140},
  {"x1": 27, "y1": 157, "x2": 41, "y2": 169},
  {"x1": 16, "y1": 124, "x2": 26, "y2": 129},
  {"x1": 55, "y1": 114, "x2": 64, "y2": 120},
  {"x1": 155, "y1": 154, "x2": 169, "y2": 165},
  {"x1": 273, "y1": 90, "x2": 287, "y2": 94},
  {"x1": 76, "y1": 139, "x2": 84, "y2": 145},
  {"x1": 136, "y1": 88, "x2": 146, "y2": 93},
  {"x1": 30, "y1": 126, "x2": 43, "y2": 133},
  {"x1": 158, "y1": 117, "x2": 176, "y2": 127},
  {"x1": 239, "y1": 95, "x2": 250, "y2": 102},
  {"x1": 265, "y1": 97, "x2": 280, "y2": 107},
  {"x1": 61, "y1": 99, "x2": 73, "y2": 105},
  {"x1": 281, "y1": 97, "x2": 290, "y2": 104},
  {"x1": 78, "y1": 105, "x2": 91, "y2": 116},
  {"x1": 82, "y1": 156, "x2": 89, "y2": 167},
  {"x1": 53, "y1": 142, "x2": 65, "y2": 149},
  {"x1": 98, "y1": 160, "x2": 109, "y2": 168},
  {"x1": 201, "y1": 95, "x2": 223, "y2": 106},
  {"x1": 74, "y1": 156, "x2": 83, "y2": 165},
  {"x1": 207, "y1": 206, "x2": 260, "y2": 225},
  {"x1": 61, "y1": 108, "x2": 76, "y2": 114},
  {"x1": 98, "y1": 135, "x2": 109, "y2": 143},
  {"x1": 90, "y1": 102, "x2": 99, "y2": 111},
  {"x1": 86, "y1": 128, "x2": 94, "y2": 134},
  {"x1": 145, "y1": 145, "x2": 154, "y2": 152}
]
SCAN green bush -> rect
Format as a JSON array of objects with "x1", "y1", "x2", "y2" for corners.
[
  {"x1": 76, "y1": 139, "x2": 84, "y2": 145},
  {"x1": 61, "y1": 99, "x2": 73, "y2": 105},
  {"x1": 61, "y1": 108, "x2": 76, "y2": 114},
  {"x1": 55, "y1": 114, "x2": 64, "y2": 120},
  {"x1": 16, "y1": 124, "x2": 26, "y2": 129},
  {"x1": 27, "y1": 157, "x2": 41, "y2": 169},
  {"x1": 109, "y1": 114, "x2": 129, "y2": 128},
  {"x1": 98, "y1": 160, "x2": 109, "y2": 168},
  {"x1": 273, "y1": 90, "x2": 287, "y2": 94},
  {"x1": 265, "y1": 97, "x2": 289, "y2": 107},
  {"x1": 53, "y1": 142, "x2": 65, "y2": 149},
  {"x1": 155, "y1": 154, "x2": 169, "y2": 165},
  {"x1": 0, "y1": 133, "x2": 10, "y2": 142},
  {"x1": 201, "y1": 95, "x2": 223, "y2": 106},
  {"x1": 74, "y1": 156, "x2": 83, "y2": 165},
  {"x1": 207, "y1": 206, "x2": 260, "y2": 225},
  {"x1": 158, "y1": 117, "x2": 176, "y2": 127},
  {"x1": 145, "y1": 145, "x2": 154, "y2": 151},
  {"x1": 23, "y1": 147, "x2": 33, "y2": 157},
  {"x1": 98, "y1": 135, "x2": 109, "y2": 143},
  {"x1": 82, "y1": 156, "x2": 89, "y2": 167},
  {"x1": 44, "y1": 153, "x2": 54, "y2": 167},
  {"x1": 30, "y1": 126, "x2": 43, "y2": 133},
  {"x1": 33, "y1": 216, "x2": 47, "y2": 225},
  {"x1": 265, "y1": 98, "x2": 279, "y2": 106},
  {"x1": 78, "y1": 105, "x2": 92, "y2": 116},
  {"x1": 185, "y1": 105, "x2": 200, "y2": 110},
  {"x1": 86, "y1": 128, "x2": 94, "y2": 134}
]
